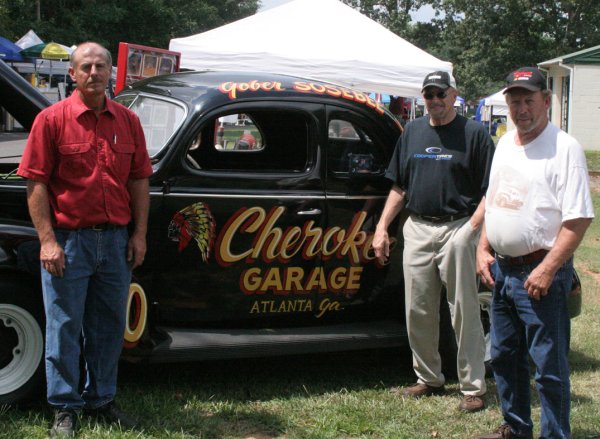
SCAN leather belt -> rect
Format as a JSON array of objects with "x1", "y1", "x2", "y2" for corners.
[
  {"x1": 87, "y1": 223, "x2": 122, "y2": 231},
  {"x1": 413, "y1": 211, "x2": 470, "y2": 224},
  {"x1": 496, "y1": 249, "x2": 548, "y2": 266}
]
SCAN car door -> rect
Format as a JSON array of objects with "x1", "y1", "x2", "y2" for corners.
[
  {"x1": 321, "y1": 105, "x2": 403, "y2": 323},
  {"x1": 146, "y1": 102, "x2": 327, "y2": 327}
]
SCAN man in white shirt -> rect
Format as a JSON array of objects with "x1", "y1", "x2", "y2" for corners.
[{"x1": 474, "y1": 67, "x2": 594, "y2": 439}]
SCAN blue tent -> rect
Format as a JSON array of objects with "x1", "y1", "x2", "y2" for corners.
[
  {"x1": 474, "y1": 99, "x2": 485, "y2": 121},
  {"x1": 0, "y1": 36, "x2": 24, "y2": 62}
]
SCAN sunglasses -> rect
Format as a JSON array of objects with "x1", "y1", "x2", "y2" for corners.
[{"x1": 423, "y1": 91, "x2": 448, "y2": 100}]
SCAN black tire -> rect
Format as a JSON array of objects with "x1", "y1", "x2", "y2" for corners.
[
  {"x1": 0, "y1": 278, "x2": 45, "y2": 405},
  {"x1": 439, "y1": 287, "x2": 492, "y2": 379}
]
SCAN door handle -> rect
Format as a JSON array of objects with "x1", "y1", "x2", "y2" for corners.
[{"x1": 297, "y1": 208, "x2": 322, "y2": 216}]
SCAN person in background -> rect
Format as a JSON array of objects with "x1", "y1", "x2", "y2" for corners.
[
  {"x1": 18, "y1": 41, "x2": 152, "y2": 437},
  {"x1": 474, "y1": 67, "x2": 594, "y2": 439},
  {"x1": 373, "y1": 71, "x2": 495, "y2": 412}
]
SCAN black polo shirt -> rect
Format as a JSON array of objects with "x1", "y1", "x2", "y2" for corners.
[{"x1": 385, "y1": 114, "x2": 495, "y2": 216}]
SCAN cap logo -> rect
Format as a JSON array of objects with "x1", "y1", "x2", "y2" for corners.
[{"x1": 513, "y1": 71, "x2": 533, "y2": 81}]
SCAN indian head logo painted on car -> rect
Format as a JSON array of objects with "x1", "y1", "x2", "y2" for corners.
[{"x1": 168, "y1": 202, "x2": 216, "y2": 261}]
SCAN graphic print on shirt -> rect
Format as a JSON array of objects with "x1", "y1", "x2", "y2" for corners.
[
  {"x1": 490, "y1": 165, "x2": 528, "y2": 211},
  {"x1": 413, "y1": 146, "x2": 453, "y2": 161}
]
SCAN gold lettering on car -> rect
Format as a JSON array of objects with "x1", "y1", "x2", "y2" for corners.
[
  {"x1": 248, "y1": 298, "x2": 343, "y2": 318},
  {"x1": 250, "y1": 299, "x2": 313, "y2": 314},
  {"x1": 216, "y1": 207, "x2": 382, "y2": 267},
  {"x1": 316, "y1": 298, "x2": 342, "y2": 319},
  {"x1": 217, "y1": 80, "x2": 386, "y2": 115},
  {"x1": 173, "y1": 203, "x2": 397, "y2": 316},
  {"x1": 218, "y1": 80, "x2": 285, "y2": 99},
  {"x1": 240, "y1": 266, "x2": 364, "y2": 295}
]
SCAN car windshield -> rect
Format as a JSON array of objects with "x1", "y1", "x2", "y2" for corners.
[{"x1": 114, "y1": 94, "x2": 186, "y2": 158}]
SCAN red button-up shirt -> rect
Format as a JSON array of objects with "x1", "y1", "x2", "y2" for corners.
[{"x1": 18, "y1": 92, "x2": 153, "y2": 229}]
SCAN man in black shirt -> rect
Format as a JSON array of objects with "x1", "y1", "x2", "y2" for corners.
[{"x1": 373, "y1": 71, "x2": 495, "y2": 412}]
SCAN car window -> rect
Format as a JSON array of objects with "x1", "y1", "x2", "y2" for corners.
[
  {"x1": 214, "y1": 114, "x2": 264, "y2": 151},
  {"x1": 186, "y1": 109, "x2": 310, "y2": 173},
  {"x1": 329, "y1": 120, "x2": 360, "y2": 140},
  {"x1": 114, "y1": 94, "x2": 186, "y2": 158},
  {"x1": 327, "y1": 117, "x2": 384, "y2": 175}
]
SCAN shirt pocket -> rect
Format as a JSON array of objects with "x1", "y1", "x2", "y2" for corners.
[
  {"x1": 57, "y1": 142, "x2": 93, "y2": 178},
  {"x1": 109, "y1": 142, "x2": 135, "y2": 181}
]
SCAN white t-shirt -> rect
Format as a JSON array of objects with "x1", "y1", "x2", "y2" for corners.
[{"x1": 485, "y1": 122, "x2": 594, "y2": 257}]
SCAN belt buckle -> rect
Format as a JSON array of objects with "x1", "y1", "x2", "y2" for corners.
[{"x1": 90, "y1": 224, "x2": 106, "y2": 231}]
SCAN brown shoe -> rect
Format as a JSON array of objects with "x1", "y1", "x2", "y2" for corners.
[
  {"x1": 459, "y1": 394, "x2": 485, "y2": 412},
  {"x1": 398, "y1": 382, "x2": 445, "y2": 398},
  {"x1": 472, "y1": 424, "x2": 533, "y2": 439}
]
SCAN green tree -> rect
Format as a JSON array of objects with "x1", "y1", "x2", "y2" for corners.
[
  {"x1": 0, "y1": 0, "x2": 258, "y2": 59},
  {"x1": 343, "y1": 0, "x2": 600, "y2": 101},
  {"x1": 427, "y1": 0, "x2": 600, "y2": 100}
]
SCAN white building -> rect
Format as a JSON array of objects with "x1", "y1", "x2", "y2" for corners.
[{"x1": 538, "y1": 45, "x2": 600, "y2": 150}]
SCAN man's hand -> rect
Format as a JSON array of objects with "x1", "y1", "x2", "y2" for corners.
[
  {"x1": 40, "y1": 239, "x2": 65, "y2": 277},
  {"x1": 372, "y1": 185, "x2": 405, "y2": 265},
  {"x1": 524, "y1": 263, "x2": 555, "y2": 300},
  {"x1": 476, "y1": 245, "x2": 495, "y2": 288},
  {"x1": 373, "y1": 228, "x2": 390, "y2": 265},
  {"x1": 26, "y1": 180, "x2": 65, "y2": 277},
  {"x1": 476, "y1": 224, "x2": 495, "y2": 288},
  {"x1": 126, "y1": 178, "x2": 149, "y2": 270},
  {"x1": 127, "y1": 231, "x2": 147, "y2": 270}
]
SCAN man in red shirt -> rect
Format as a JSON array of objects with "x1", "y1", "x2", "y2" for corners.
[{"x1": 18, "y1": 41, "x2": 152, "y2": 437}]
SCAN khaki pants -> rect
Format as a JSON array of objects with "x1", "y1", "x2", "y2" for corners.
[{"x1": 402, "y1": 214, "x2": 486, "y2": 395}]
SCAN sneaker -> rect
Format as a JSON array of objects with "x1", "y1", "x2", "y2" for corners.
[
  {"x1": 51, "y1": 409, "x2": 77, "y2": 437},
  {"x1": 398, "y1": 382, "x2": 445, "y2": 398},
  {"x1": 459, "y1": 394, "x2": 485, "y2": 412},
  {"x1": 472, "y1": 424, "x2": 534, "y2": 439},
  {"x1": 85, "y1": 402, "x2": 138, "y2": 429}
]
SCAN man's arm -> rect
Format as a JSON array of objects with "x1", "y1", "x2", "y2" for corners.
[
  {"x1": 373, "y1": 185, "x2": 406, "y2": 264},
  {"x1": 470, "y1": 196, "x2": 486, "y2": 230},
  {"x1": 525, "y1": 217, "x2": 592, "y2": 299},
  {"x1": 126, "y1": 178, "x2": 150, "y2": 269},
  {"x1": 26, "y1": 180, "x2": 65, "y2": 277},
  {"x1": 476, "y1": 223, "x2": 496, "y2": 288}
]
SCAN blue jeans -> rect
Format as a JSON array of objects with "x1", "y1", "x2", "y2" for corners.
[
  {"x1": 41, "y1": 227, "x2": 131, "y2": 411},
  {"x1": 490, "y1": 258, "x2": 573, "y2": 439}
]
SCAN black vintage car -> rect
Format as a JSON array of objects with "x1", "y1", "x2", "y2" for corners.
[{"x1": 0, "y1": 62, "x2": 496, "y2": 405}]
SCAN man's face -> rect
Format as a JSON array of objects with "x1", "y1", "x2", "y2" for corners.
[
  {"x1": 69, "y1": 44, "x2": 111, "y2": 99},
  {"x1": 505, "y1": 89, "x2": 550, "y2": 135},
  {"x1": 423, "y1": 86, "x2": 457, "y2": 122}
]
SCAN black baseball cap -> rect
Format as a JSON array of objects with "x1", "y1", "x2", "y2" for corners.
[
  {"x1": 504, "y1": 67, "x2": 547, "y2": 93},
  {"x1": 421, "y1": 71, "x2": 456, "y2": 92}
]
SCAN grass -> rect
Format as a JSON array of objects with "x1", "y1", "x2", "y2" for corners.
[
  {"x1": 586, "y1": 150, "x2": 600, "y2": 173},
  {"x1": 2, "y1": 178, "x2": 600, "y2": 439}
]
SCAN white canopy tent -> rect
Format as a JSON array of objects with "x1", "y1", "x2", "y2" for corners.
[
  {"x1": 169, "y1": 0, "x2": 452, "y2": 97},
  {"x1": 484, "y1": 89, "x2": 508, "y2": 116},
  {"x1": 15, "y1": 29, "x2": 43, "y2": 50}
]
